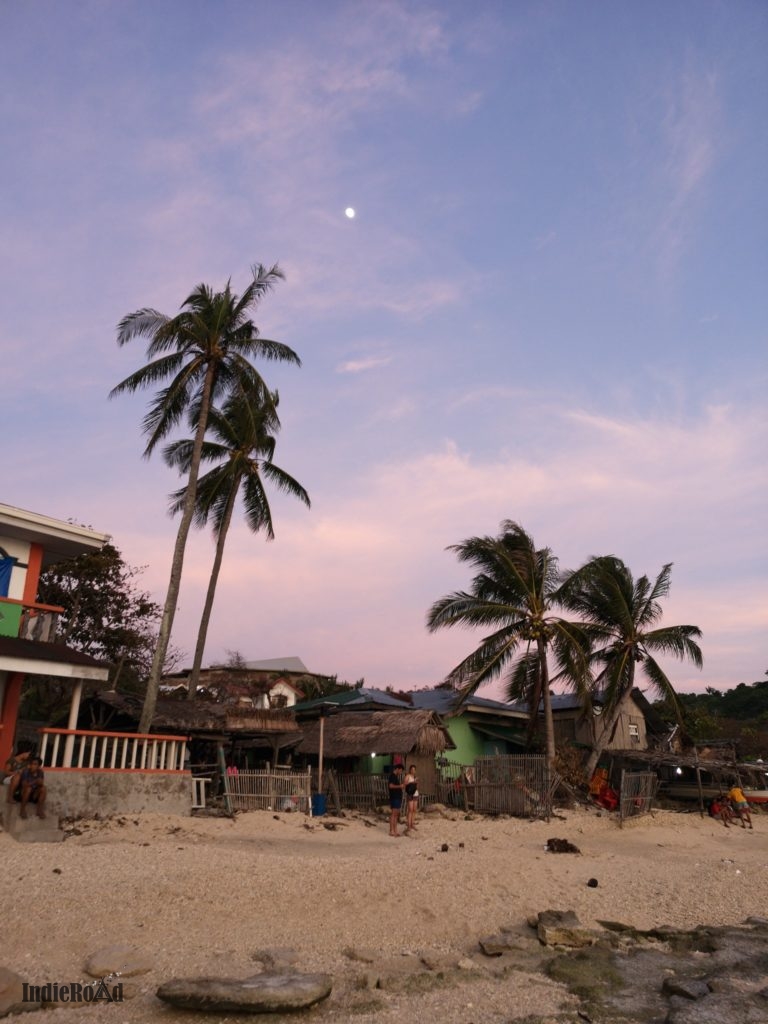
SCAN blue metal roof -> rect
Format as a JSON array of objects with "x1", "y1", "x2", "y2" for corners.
[
  {"x1": 294, "y1": 687, "x2": 411, "y2": 712},
  {"x1": 407, "y1": 688, "x2": 525, "y2": 715}
]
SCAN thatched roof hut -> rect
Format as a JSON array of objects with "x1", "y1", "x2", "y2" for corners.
[
  {"x1": 297, "y1": 709, "x2": 454, "y2": 759},
  {"x1": 84, "y1": 689, "x2": 300, "y2": 737}
]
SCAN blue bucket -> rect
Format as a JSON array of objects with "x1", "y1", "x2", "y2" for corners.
[{"x1": 311, "y1": 793, "x2": 326, "y2": 817}]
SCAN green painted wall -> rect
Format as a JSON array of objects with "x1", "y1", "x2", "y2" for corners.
[
  {"x1": 0, "y1": 602, "x2": 21, "y2": 638},
  {"x1": 442, "y1": 716, "x2": 486, "y2": 766}
]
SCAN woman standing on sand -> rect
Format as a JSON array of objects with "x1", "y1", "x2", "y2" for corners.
[{"x1": 404, "y1": 764, "x2": 419, "y2": 834}]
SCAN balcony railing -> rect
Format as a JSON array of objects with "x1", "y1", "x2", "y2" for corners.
[
  {"x1": 0, "y1": 597, "x2": 63, "y2": 642},
  {"x1": 39, "y1": 728, "x2": 188, "y2": 773}
]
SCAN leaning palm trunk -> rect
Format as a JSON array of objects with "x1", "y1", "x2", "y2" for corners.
[
  {"x1": 186, "y1": 479, "x2": 239, "y2": 697},
  {"x1": 138, "y1": 362, "x2": 216, "y2": 733},
  {"x1": 583, "y1": 668, "x2": 635, "y2": 780}
]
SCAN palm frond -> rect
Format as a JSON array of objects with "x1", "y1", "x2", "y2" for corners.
[
  {"x1": 108, "y1": 352, "x2": 186, "y2": 398},
  {"x1": 642, "y1": 625, "x2": 703, "y2": 668},
  {"x1": 115, "y1": 309, "x2": 170, "y2": 347}
]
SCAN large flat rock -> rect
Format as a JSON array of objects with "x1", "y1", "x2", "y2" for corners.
[{"x1": 156, "y1": 972, "x2": 332, "y2": 1012}]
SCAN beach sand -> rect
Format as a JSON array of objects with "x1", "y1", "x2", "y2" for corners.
[{"x1": 1, "y1": 804, "x2": 765, "y2": 1023}]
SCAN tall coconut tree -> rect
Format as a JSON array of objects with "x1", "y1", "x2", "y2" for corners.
[
  {"x1": 164, "y1": 390, "x2": 310, "y2": 697},
  {"x1": 426, "y1": 521, "x2": 590, "y2": 767},
  {"x1": 110, "y1": 265, "x2": 300, "y2": 732},
  {"x1": 561, "y1": 556, "x2": 703, "y2": 779}
]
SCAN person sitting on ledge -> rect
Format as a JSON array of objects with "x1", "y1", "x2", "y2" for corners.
[
  {"x1": 3, "y1": 749, "x2": 30, "y2": 804},
  {"x1": 18, "y1": 757, "x2": 47, "y2": 819}
]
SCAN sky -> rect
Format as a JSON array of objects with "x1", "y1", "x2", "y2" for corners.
[{"x1": 1, "y1": 1, "x2": 766, "y2": 699}]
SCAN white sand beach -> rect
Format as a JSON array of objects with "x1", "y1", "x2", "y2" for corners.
[{"x1": 1, "y1": 805, "x2": 765, "y2": 1023}]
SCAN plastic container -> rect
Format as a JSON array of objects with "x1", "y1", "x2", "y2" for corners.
[{"x1": 311, "y1": 793, "x2": 326, "y2": 817}]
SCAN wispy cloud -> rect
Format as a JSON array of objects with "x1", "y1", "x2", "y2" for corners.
[
  {"x1": 147, "y1": 397, "x2": 767, "y2": 692},
  {"x1": 655, "y1": 61, "x2": 720, "y2": 276},
  {"x1": 336, "y1": 355, "x2": 392, "y2": 374}
]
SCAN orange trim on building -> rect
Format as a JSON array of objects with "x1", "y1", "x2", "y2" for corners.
[
  {"x1": 22, "y1": 542, "x2": 44, "y2": 604},
  {"x1": 39, "y1": 727, "x2": 189, "y2": 743},
  {"x1": 0, "y1": 596, "x2": 64, "y2": 614},
  {"x1": 0, "y1": 672, "x2": 25, "y2": 766}
]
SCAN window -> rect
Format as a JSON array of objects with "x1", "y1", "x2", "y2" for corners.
[{"x1": 628, "y1": 722, "x2": 640, "y2": 742}]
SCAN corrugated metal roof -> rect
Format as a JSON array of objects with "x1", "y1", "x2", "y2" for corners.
[
  {"x1": 295, "y1": 687, "x2": 411, "y2": 712},
  {"x1": 408, "y1": 688, "x2": 526, "y2": 716},
  {"x1": 242, "y1": 657, "x2": 310, "y2": 673}
]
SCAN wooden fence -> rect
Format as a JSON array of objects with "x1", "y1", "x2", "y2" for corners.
[
  {"x1": 317, "y1": 756, "x2": 555, "y2": 819},
  {"x1": 619, "y1": 770, "x2": 658, "y2": 826},
  {"x1": 473, "y1": 755, "x2": 554, "y2": 819},
  {"x1": 323, "y1": 770, "x2": 388, "y2": 811},
  {"x1": 224, "y1": 768, "x2": 312, "y2": 813},
  {"x1": 434, "y1": 756, "x2": 554, "y2": 818}
]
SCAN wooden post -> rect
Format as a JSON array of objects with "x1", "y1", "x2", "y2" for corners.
[
  {"x1": 619, "y1": 768, "x2": 625, "y2": 828},
  {"x1": 318, "y1": 714, "x2": 325, "y2": 794},
  {"x1": 694, "y1": 746, "x2": 705, "y2": 817},
  {"x1": 326, "y1": 767, "x2": 342, "y2": 815}
]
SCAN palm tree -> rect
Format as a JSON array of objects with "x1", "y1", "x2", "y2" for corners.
[
  {"x1": 164, "y1": 390, "x2": 310, "y2": 697},
  {"x1": 426, "y1": 521, "x2": 589, "y2": 767},
  {"x1": 561, "y1": 557, "x2": 703, "y2": 779},
  {"x1": 110, "y1": 265, "x2": 300, "y2": 732}
]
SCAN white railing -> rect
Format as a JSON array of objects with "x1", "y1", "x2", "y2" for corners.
[{"x1": 38, "y1": 728, "x2": 188, "y2": 773}]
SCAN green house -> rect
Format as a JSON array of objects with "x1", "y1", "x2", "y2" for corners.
[{"x1": 407, "y1": 688, "x2": 529, "y2": 765}]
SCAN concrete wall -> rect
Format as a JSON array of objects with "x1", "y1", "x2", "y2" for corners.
[{"x1": 45, "y1": 770, "x2": 193, "y2": 818}]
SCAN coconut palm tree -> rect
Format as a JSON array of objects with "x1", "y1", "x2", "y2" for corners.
[
  {"x1": 164, "y1": 390, "x2": 310, "y2": 697},
  {"x1": 426, "y1": 521, "x2": 590, "y2": 767},
  {"x1": 110, "y1": 265, "x2": 300, "y2": 732},
  {"x1": 561, "y1": 557, "x2": 703, "y2": 779}
]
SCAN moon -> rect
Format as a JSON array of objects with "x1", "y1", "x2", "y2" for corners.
[{"x1": 345, "y1": 207, "x2": 356, "y2": 219}]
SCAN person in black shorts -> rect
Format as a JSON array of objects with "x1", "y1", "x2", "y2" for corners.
[{"x1": 388, "y1": 764, "x2": 404, "y2": 837}]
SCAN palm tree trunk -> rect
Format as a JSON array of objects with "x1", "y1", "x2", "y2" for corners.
[
  {"x1": 583, "y1": 668, "x2": 636, "y2": 781},
  {"x1": 186, "y1": 480, "x2": 239, "y2": 697},
  {"x1": 538, "y1": 637, "x2": 557, "y2": 768},
  {"x1": 138, "y1": 362, "x2": 217, "y2": 734}
]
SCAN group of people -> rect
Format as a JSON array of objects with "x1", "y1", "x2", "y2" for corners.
[
  {"x1": 388, "y1": 763, "x2": 419, "y2": 837},
  {"x1": 2, "y1": 749, "x2": 47, "y2": 819},
  {"x1": 709, "y1": 783, "x2": 754, "y2": 830}
]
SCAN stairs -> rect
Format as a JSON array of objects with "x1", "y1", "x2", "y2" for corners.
[{"x1": 1, "y1": 803, "x2": 64, "y2": 843}]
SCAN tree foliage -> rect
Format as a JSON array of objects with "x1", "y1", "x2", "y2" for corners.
[
  {"x1": 23, "y1": 544, "x2": 181, "y2": 722},
  {"x1": 559, "y1": 556, "x2": 702, "y2": 777},
  {"x1": 164, "y1": 389, "x2": 310, "y2": 695},
  {"x1": 37, "y1": 543, "x2": 164, "y2": 675},
  {"x1": 426, "y1": 521, "x2": 591, "y2": 767},
  {"x1": 653, "y1": 678, "x2": 768, "y2": 758},
  {"x1": 428, "y1": 523, "x2": 704, "y2": 777},
  {"x1": 110, "y1": 264, "x2": 300, "y2": 732}
]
